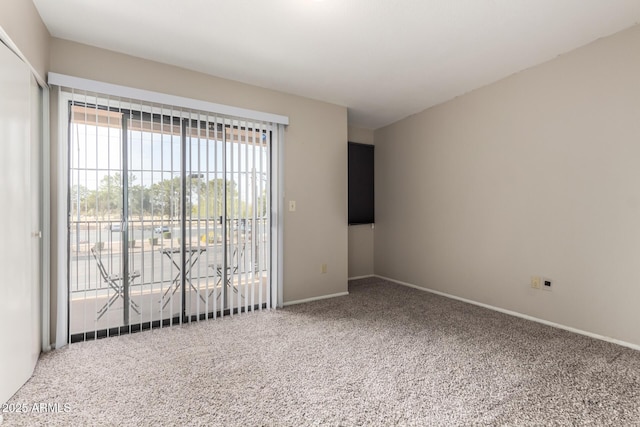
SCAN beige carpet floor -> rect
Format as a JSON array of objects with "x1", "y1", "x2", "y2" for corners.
[{"x1": 3, "y1": 277, "x2": 640, "y2": 426}]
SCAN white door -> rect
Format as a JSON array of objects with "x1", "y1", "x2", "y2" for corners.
[{"x1": 0, "y1": 41, "x2": 38, "y2": 404}]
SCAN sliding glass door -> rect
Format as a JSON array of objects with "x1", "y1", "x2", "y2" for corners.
[
  {"x1": 182, "y1": 118, "x2": 271, "y2": 319},
  {"x1": 68, "y1": 97, "x2": 272, "y2": 341}
]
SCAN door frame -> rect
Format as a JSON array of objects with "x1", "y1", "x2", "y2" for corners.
[{"x1": 55, "y1": 87, "x2": 285, "y2": 346}]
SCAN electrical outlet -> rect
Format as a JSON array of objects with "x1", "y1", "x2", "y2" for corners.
[
  {"x1": 542, "y1": 278, "x2": 552, "y2": 291},
  {"x1": 321, "y1": 263, "x2": 327, "y2": 274},
  {"x1": 531, "y1": 276, "x2": 541, "y2": 289}
]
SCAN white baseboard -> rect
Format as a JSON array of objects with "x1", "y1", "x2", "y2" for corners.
[
  {"x1": 283, "y1": 291, "x2": 349, "y2": 307},
  {"x1": 348, "y1": 274, "x2": 375, "y2": 280},
  {"x1": 376, "y1": 275, "x2": 640, "y2": 352}
]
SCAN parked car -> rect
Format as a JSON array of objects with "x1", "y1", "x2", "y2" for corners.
[
  {"x1": 154, "y1": 225, "x2": 170, "y2": 234},
  {"x1": 108, "y1": 223, "x2": 122, "y2": 232}
]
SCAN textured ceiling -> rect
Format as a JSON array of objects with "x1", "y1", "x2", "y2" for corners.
[{"x1": 33, "y1": 0, "x2": 640, "y2": 129}]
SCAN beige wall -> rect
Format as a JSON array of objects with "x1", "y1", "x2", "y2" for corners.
[
  {"x1": 348, "y1": 125, "x2": 374, "y2": 147},
  {"x1": 375, "y1": 25, "x2": 640, "y2": 346},
  {"x1": 48, "y1": 38, "x2": 348, "y2": 335},
  {"x1": 348, "y1": 125, "x2": 375, "y2": 278},
  {"x1": 0, "y1": 0, "x2": 49, "y2": 81}
]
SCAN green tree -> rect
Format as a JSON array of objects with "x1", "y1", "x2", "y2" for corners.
[
  {"x1": 129, "y1": 183, "x2": 150, "y2": 219},
  {"x1": 70, "y1": 184, "x2": 90, "y2": 218},
  {"x1": 192, "y1": 178, "x2": 239, "y2": 219},
  {"x1": 149, "y1": 177, "x2": 182, "y2": 219},
  {"x1": 94, "y1": 173, "x2": 122, "y2": 219}
]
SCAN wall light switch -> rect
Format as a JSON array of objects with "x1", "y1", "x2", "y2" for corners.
[
  {"x1": 289, "y1": 200, "x2": 296, "y2": 212},
  {"x1": 531, "y1": 276, "x2": 541, "y2": 289}
]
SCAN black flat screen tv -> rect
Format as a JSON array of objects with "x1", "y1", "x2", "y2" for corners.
[{"x1": 348, "y1": 142, "x2": 374, "y2": 225}]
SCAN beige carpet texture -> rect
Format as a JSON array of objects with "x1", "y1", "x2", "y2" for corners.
[{"x1": 3, "y1": 277, "x2": 640, "y2": 426}]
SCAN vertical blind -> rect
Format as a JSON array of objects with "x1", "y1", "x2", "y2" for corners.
[{"x1": 61, "y1": 86, "x2": 282, "y2": 342}]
